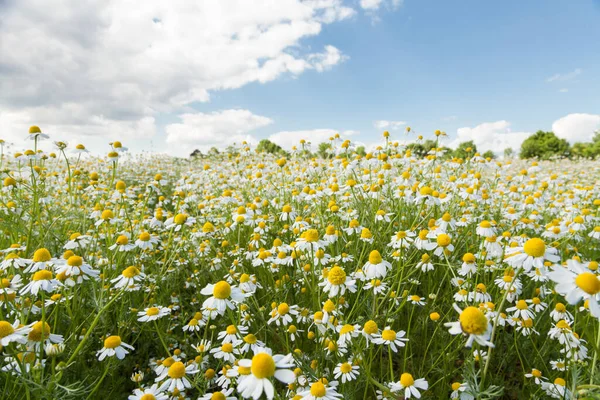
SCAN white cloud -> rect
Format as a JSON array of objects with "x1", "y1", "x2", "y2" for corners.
[
  {"x1": 268, "y1": 129, "x2": 356, "y2": 149},
  {"x1": 374, "y1": 120, "x2": 406, "y2": 130},
  {"x1": 164, "y1": 109, "x2": 273, "y2": 156},
  {"x1": 546, "y1": 68, "x2": 582, "y2": 83},
  {"x1": 360, "y1": 0, "x2": 403, "y2": 11},
  {"x1": 0, "y1": 0, "x2": 353, "y2": 150},
  {"x1": 552, "y1": 113, "x2": 600, "y2": 143},
  {"x1": 558, "y1": 88, "x2": 568, "y2": 93},
  {"x1": 449, "y1": 121, "x2": 531, "y2": 154}
]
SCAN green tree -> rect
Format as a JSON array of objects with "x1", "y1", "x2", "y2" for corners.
[
  {"x1": 256, "y1": 139, "x2": 285, "y2": 155},
  {"x1": 482, "y1": 150, "x2": 495, "y2": 159},
  {"x1": 453, "y1": 140, "x2": 477, "y2": 160},
  {"x1": 355, "y1": 146, "x2": 366, "y2": 156},
  {"x1": 317, "y1": 142, "x2": 333, "y2": 159},
  {"x1": 520, "y1": 131, "x2": 570, "y2": 160},
  {"x1": 503, "y1": 147, "x2": 514, "y2": 159}
]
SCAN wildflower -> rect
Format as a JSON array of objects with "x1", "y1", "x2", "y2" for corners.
[
  {"x1": 372, "y1": 326, "x2": 408, "y2": 352},
  {"x1": 333, "y1": 362, "x2": 360, "y2": 383},
  {"x1": 201, "y1": 281, "x2": 247, "y2": 317},
  {"x1": 319, "y1": 266, "x2": 356, "y2": 297},
  {"x1": 128, "y1": 384, "x2": 168, "y2": 400},
  {"x1": 297, "y1": 380, "x2": 343, "y2": 400},
  {"x1": 363, "y1": 250, "x2": 392, "y2": 279},
  {"x1": 20, "y1": 270, "x2": 60, "y2": 296},
  {"x1": 112, "y1": 266, "x2": 146, "y2": 290},
  {"x1": 504, "y1": 237, "x2": 559, "y2": 272},
  {"x1": 444, "y1": 304, "x2": 494, "y2": 348},
  {"x1": 390, "y1": 373, "x2": 428, "y2": 399},
  {"x1": 137, "y1": 306, "x2": 171, "y2": 322},
  {"x1": 156, "y1": 361, "x2": 199, "y2": 392},
  {"x1": 236, "y1": 348, "x2": 295, "y2": 399},
  {"x1": 548, "y1": 259, "x2": 600, "y2": 318},
  {"x1": 0, "y1": 320, "x2": 31, "y2": 346},
  {"x1": 97, "y1": 335, "x2": 134, "y2": 360}
]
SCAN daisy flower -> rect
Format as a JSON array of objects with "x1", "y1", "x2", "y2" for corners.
[
  {"x1": 97, "y1": 335, "x2": 134, "y2": 361},
  {"x1": 20, "y1": 270, "x2": 61, "y2": 296},
  {"x1": 128, "y1": 384, "x2": 168, "y2": 400},
  {"x1": 444, "y1": 304, "x2": 494, "y2": 348},
  {"x1": 372, "y1": 327, "x2": 408, "y2": 352},
  {"x1": 236, "y1": 348, "x2": 295, "y2": 400},
  {"x1": 198, "y1": 388, "x2": 236, "y2": 400},
  {"x1": 135, "y1": 231, "x2": 160, "y2": 250},
  {"x1": 137, "y1": 306, "x2": 171, "y2": 322},
  {"x1": 297, "y1": 380, "x2": 343, "y2": 400},
  {"x1": 111, "y1": 266, "x2": 146, "y2": 290},
  {"x1": 267, "y1": 302, "x2": 299, "y2": 326},
  {"x1": 319, "y1": 266, "x2": 357, "y2": 297},
  {"x1": 201, "y1": 280, "x2": 247, "y2": 317},
  {"x1": 156, "y1": 361, "x2": 199, "y2": 392},
  {"x1": 390, "y1": 373, "x2": 428, "y2": 399},
  {"x1": 504, "y1": 237, "x2": 560, "y2": 273},
  {"x1": 547, "y1": 259, "x2": 600, "y2": 318},
  {"x1": 363, "y1": 250, "x2": 392, "y2": 279},
  {"x1": 0, "y1": 319, "x2": 31, "y2": 346},
  {"x1": 333, "y1": 361, "x2": 360, "y2": 383}
]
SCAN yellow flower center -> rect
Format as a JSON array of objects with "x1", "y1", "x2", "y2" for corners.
[
  {"x1": 116, "y1": 235, "x2": 129, "y2": 245},
  {"x1": 167, "y1": 361, "x2": 186, "y2": 379},
  {"x1": 33, "y1": 248, "x2": 51, "y2": 263},
  {"x1": 146, "y1": 307, "x2": 160, "y2": 316},
  {"x1": 101, "y1": 210, "x2": 114, "y2": 220},
  {"x1": 459, "y1": 307, "x2": 488, "y2": 335},
  {"x1": 531, "y1": 369, "x2": 542, "y2": 378},
  {"x1": 451, "y1": 382, "x2": 462, "y2": 391},
  {"x1": 174, "y1": 214, "x2": 188, "y2": 225},
  {"x1": 122, "y1": 266, "x2": 140, "y2": 278},
  {"x1": 226, "y1": 325, "x2": 237, "y2": 335},
  {"x1": 0, "y1": 321, "x2": 14, "y2": 338},
  {"x1": 363, "y1": 320, "x2": 378, "y2": 334},
  {"x1": 140, "y1": 394, "x2": 156, "y2": 400},
  {"x1": 323, "y1": 300, "x2": 335, "y2": 313},
  {"x1": 139, "y1": 232, "x2": 151, "y2": 241},
  {"x1": 554, "y1": 378, "x2": 566, "y2": 386},
  {"x1": 104, "y1": 335, "x2": 122, "y2": 349},
  {"x1": 67, "y1": 255, "x2": 83, "y2": 267},
  {"x1": 575, "y1": 272, "x2": 600, "y2": 295},
  {"x1": 33, "y1": 270, "x2": 53, "y2": 281},
  {"x1": 29, "y1": 125, "x2": 41, "y2": 134},
  {"x1": 523, "y1": 238, "x2": 545, "y2": 258},
  {"x1": 304, "y1": 229, "x2": 320, "y2": 242},
  {"x1": 400, "y1": 372, "x2": 415, "y2": 387},
  {"x1": 210, "y1": 393, "x2": 226, "y2": 400},
  {"x1": 244, "y1": 334, "x2": 257, "y2": 344},
  {"x1": 516, "y1": 300, "x2": 528, "y2": 310},
  {"x1": 212, "y1": 281, "x2": 232, "y2": 299},
  {"x1": 339, "y1": 324, "x2": 354, "y2": 335},
  {"x1": 251, "y1": 353, "x2": 276, "y2": 378},
  {"x1": 340, "y1": 363, "x2": 352, "y2": 373},
  {"x1": 310, "y1": 382, "x2": 327, "y2": 397},
  {"x1": 240, "y1": 273, "x2": 250, "y2": 283},
  {"x1": 381, "y1": 329, "x2": 396, "y2": 341},
  {"x1": 462, "y1": 253, "x2": 476, "y2": 263},
  {"x1": 327, "y1": 266, "x2": 346, "y2": 285},
  {"x1": 480, "y1": 220, "x2": 491, "y2": 228},
  {"x1": 221, "y1": 343, "x2": 233, "y2": 353},
  {"x1": 368, "y1": 250, "x2": 382, "y2": 264},
  {"x1": 278, "y1": 303, "x2": 290, "y2": 315},
  {"x1": 554, "y1": 303, "x2": 566, "y2": 312},
  {"x1": 437, "y1": 234, "x2": 451, "y2": 247}
]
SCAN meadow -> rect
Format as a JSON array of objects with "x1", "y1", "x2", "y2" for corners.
[{"x1": 0, "y1": 127, "x2": 599, "y2": 399}]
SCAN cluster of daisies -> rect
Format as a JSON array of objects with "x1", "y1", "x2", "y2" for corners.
[{"x1": 0, "y1": 126, "x2": 599, "y2": 399}]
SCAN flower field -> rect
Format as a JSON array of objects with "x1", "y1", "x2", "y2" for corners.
[{"x1": 1, "y1": 128, "x2": 600, "y2": 399}]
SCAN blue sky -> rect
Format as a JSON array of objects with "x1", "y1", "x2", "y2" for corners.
[{"x1": 1, "y1": 0, "x2": 599, "y2": 155}]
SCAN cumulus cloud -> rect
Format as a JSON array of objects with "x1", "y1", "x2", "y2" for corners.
[
  {"x1": 449, "y1": 121, "x2": 531, "y2": 154},
  {"x1": 552, "y1": 113, "x2": 600, "y2": 143},
  {"x1": 359, "y1": 0, "x2": 403, "y2": 11},
  {"x1": 374, "y1": 120, "x2": 406, "y2": 130},
  {"x1": 165, "y1": 109, "x2": 273, "y2": 156},
  {"x1": 0, "y1": 0, "x2": 353, "y2": 150},
  {"x1": 268, "y1": 129, "x2": 357, "y2": 150},
  {"x1": 546, "y1": 68, "x2": 582, "y2": 83}
]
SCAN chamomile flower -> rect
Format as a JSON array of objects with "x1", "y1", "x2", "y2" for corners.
[
  {"x1": 97, "y1": 335, "x2": 134, "y2": 360},
  {"x1": 236, "y1": 348, "x2": 296, "y2": 400},
  {"x1": 137, "y1": 306, "x2": 171, "y2": 322},
  {"x1": 363, "y1": 250, "x2": 392, "y2": 279},
  {"x1": 112, "y1": 265, "x2": 146, "y2": 290},
  {"x1": 333, "y1": 362, "x2": 360, "y2": 383},
  {"x1": 390, "y1": 373, "x2": 428, "y2": 399},
  {"x1": 156, "y1": 361, "x2": 199, "y2": 392},
  {"x1": 0, "y1": 319, "x2": 31, "y2": 346},
  {"x1": 372, "y1": 327, "x2": 408, "y2": 352},
  {"x1": 20, "y1": 270, "x2": 61, "y2": 296},
  {"x1": 548, "y1": 259, "x2": 600, "y2": 318},
  {"x1": 297, "y1": 380, "x2": 343, "y2": 400},
  {"x1": 444, "y1": 304, "x2": 494, "y2": 348},
  {"x1": 504, "y1": 237, "x2": 560, "y2": 272},
  {"x1": 128, "y1": 384, "x2": 168, "y2": 400},
  {"x1": 201, "y1": 281, "x2": 247, "y2": 317}
]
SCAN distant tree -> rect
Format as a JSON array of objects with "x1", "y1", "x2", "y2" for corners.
[
  {"x1": 570, "y1": 131, "x2": 600, "y2": 159},
  {"x1": 407, "y1": 139, "x2": 437, "y2": 158},
  {"x1": 256, "y1": 139, "x2": 285, "y2": 155},
  {"x1": 355, "y1": 146, "x2": 366, "y2": 156},
  {"x1": 482, "y1": 150, "x2": 495, "y2": 159},
  {"x1": 190, "y1": 149, "x2": 203, "y2": 158},
  {"x1": 317, "y1": 142, "x2": 333, "y2": 159},
  {"x1": 208, "y1": 147, "x2": 220, "y2": 156},
  {"x1": 453, "y1": 141, "x2": 477, "y2": 160},
  {"x1": 503, "y1": 147, "x2": 514, "y2": 159},
  {"x1": 520, "y1": 131, "x2": 570, "y2": 160}
]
